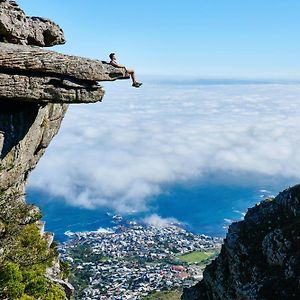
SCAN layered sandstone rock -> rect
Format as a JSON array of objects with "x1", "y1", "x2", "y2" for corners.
[
  {"x1": 0, "y1": 0, "x2": 65, "y2": 46},
  {"x1": 0, "y1": 42, "x2": 128, "y2": 103},
  {"x1": 0, "y1": 101, "x2": 68, "y2": 201}
]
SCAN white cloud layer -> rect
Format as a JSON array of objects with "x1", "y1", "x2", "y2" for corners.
[
  {"x1": 28, "y1": 81, "x2": 300, "y2": 212},
  {"x1": 143, "y1": 214, "x2": 179, "y2": 228}
]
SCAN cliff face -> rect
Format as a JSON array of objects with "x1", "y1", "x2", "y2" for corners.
[
  {"x1": 0, "y1": 0, "x2": 128, "y2": 298},
  {"x1": 182, "y1": 185, "x2": 300, "y2": 300}
]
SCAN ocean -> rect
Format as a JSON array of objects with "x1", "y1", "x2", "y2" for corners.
[{"x1": 27, "y1": 178, "x2": 294, "y2": 242}]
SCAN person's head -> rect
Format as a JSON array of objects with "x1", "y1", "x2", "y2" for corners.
[{"x1": 109, "y1": 53, "x2": 115, "y2": 60}]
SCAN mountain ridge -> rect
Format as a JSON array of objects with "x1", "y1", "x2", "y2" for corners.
[{"x1": 182, "y1": 184, "x2": 300, "y2": 299}]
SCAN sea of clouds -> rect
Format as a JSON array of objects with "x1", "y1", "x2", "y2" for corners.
[{"x1": 28, "y1": 80, "x2": 300, "y2": 212}]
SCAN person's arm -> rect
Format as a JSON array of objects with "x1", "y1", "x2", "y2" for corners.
[{"x1": 110, "y1": 60, "x2": 126, "y2": 69}]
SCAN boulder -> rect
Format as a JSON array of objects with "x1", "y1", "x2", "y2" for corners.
[{"x1": 0, "y1": 0, "x2": 65, "y2": 46}]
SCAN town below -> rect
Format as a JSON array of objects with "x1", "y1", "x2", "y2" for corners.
[{"x1": 60, "y1": 217, "x2": 222, "y2": 299}]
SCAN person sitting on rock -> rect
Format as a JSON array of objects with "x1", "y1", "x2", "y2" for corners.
[{"x1": 109, "y1": 53, "x2": 142, "y2": 88}]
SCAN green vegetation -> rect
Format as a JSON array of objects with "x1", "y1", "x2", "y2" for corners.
[
  {"x1": 0, "y1": 223, "x2": 66, "y2": 300},
  {"x1": 68, "y1": 244, "x2": 109, "y2": 298},
  {"x1": 44, "y1": 285, "x2": 66, "y2": 300},
  {"x1": 177, "y1": 250, "x2": 218, "y2": 265},
  {"x1": 70, "y1": 266, "x2": 93, "y2": 299},
  {"x1": 142, "y1": 289, "x2": 182, "y2": 300},
  {"x1": 59, "y1": 259, "x2": 71, "y2": 279},
  {"x1": 68, "y1": 244, "x2": 103, "y2": 264}
]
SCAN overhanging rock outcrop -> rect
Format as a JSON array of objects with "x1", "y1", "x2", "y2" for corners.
[
  {"x1": 0, "y1": 42, "x2": 129, "y2": 103},
  {"x1": 0, "y1": 0, "x2": 129, "y2": 298}
]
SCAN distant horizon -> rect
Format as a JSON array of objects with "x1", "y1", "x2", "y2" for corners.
[{"x1": 133, "y1": 75, "x2": 300, "y2": 84}]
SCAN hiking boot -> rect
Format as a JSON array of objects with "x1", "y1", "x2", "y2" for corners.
[{"x1": 132, "y1": 82, "x2": 142, "y2": 88}]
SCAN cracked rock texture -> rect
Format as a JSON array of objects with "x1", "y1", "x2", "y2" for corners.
[
  {"x1": 0, "y1": 0, "x2": 65, "y2": 46},
  {"x1": 0, "y1": 0, "x2": 128, "y2": 298},
  {"x1": 0, "y1": 100, "x2": 68, "y2": 201},
  {"x1": 0, "y1": 41, "x2": 128, "y2": 103},
  {"x1": 182, "y1": 185, "x2": 300, "y2": 300}
]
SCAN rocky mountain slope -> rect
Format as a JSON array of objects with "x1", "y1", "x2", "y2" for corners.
[
  {"x1": 182, "y1": 185, "x2": 300, "y2": 300},
  {"x1": 0, "y1": 1, "x2": 128, "y2": 298}
]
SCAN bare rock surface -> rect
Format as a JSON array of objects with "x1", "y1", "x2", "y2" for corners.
[
  {"x1": 0, "y1": 0, "x2": 65, "y2": 46},
  {"x1": 0, "y1": 42, "x2": 128, "y2": 103},
  {"x1": 182, "y1": 186, "x2": 300, "y2": 300},
  {"x1": 0, "y1": 72, "x2": 105, "y2": 103},
  {"x1": 0, "y1": 42, "x2": 128, "y2": 82},
  {"x1": 0, "y1": 100, "x2": 68, "y2": 199},
  {"x1": 0, "y1": 1, "x2": 128, "y2": 104}
]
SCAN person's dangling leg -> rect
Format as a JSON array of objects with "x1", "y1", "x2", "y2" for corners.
[
  {"x1": 127, "y1": 69, "x2": 142, "y2": 88},
  {"x1": 126, "y1": 69, "x2": 136, "y2": 83}
]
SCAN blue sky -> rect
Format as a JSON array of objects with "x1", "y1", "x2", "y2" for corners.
[{"x1": 18, "y1": 0, "x2": 300, "y2": 79}]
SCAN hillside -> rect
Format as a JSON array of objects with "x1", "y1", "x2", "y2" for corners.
[{"x1": 182, "y1": 185, "x2": 300, "y2": 299}]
